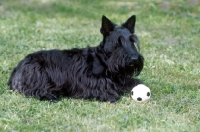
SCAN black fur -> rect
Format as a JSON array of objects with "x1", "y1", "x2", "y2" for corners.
[{"x1": 8, "y1": 15, "x2": 144, "y2": 102}]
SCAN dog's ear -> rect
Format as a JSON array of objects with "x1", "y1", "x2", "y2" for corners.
[
  {"x1": 100, "y1": 15, "x2": 116, "y2": 36},
  {"x1": 122, "y1": 15, "x2": 136, "y2": 34}
]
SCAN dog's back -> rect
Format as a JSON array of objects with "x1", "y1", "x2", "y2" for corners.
[{"x1": 8, "y1": 49, "x2": 88, "y2": 100}]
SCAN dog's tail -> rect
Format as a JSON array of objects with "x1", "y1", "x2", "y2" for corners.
[{"x1": 7, "y1": 67, "x2": 17, "y2": 90}]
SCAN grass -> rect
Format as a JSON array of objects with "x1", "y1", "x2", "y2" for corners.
[{"x1": 0, "y1": 0, "x2": 200, "y2": 131}]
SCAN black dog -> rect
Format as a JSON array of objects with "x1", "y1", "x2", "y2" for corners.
[{"x1": 8, "y1": 15, "x2": 144, "y2": 102}]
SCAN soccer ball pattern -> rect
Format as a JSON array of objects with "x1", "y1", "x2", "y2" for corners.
[{"x1": 131, "y1": 84, "x2": 151, "y2": 102}]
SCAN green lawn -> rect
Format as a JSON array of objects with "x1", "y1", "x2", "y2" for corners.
[{"x1": 0, "y1": 0, "x2": 200, "y2": 131}]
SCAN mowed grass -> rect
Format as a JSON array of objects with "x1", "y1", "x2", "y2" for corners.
[{"x1": 0, "y1": 0, "x2": 200, "y2": 131}]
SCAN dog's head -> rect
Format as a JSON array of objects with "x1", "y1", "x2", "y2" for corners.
[{"x1": 98, "y1": 15, "x2": 144, "y2": 77}]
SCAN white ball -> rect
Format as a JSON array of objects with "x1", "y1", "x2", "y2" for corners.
[{"x1": 131, "y1": 84, "x2": 151, "y2": 102}]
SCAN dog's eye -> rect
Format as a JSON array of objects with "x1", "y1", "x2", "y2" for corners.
[
  {"x1": 117, "y1": 37, "x2": 122, "y2": 46},
  {"x1": 116, "y1": 43, "x2": 121, "y2": 48}
]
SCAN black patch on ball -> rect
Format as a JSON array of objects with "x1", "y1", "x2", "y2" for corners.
[
  {"x1": 131, "y1": 91, "x2": 134, "y2": 96},
  {"x1": 137, "y1": 97, "x2": 142, "y2": 101},
  {"x1": 147, "y1": 92, "x2": 150, "y2": 97}
]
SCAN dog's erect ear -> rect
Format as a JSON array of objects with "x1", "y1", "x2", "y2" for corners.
[
  {"x1": 100, "y1": 15, "x2": 116, "y2": 36},
  {"x1": 122, "y1": 15, "x2": 136, "y2": 34}
]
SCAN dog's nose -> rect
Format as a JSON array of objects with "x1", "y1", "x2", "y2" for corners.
[
  {"x1": 130, "y1": 56, "x2": 138, "y2": 61},
  {"x1": 128, "y1": 56, "x2": 138, "y2": 66},
  {"x1": 130, "y1": 56, "x2": 139, "y2": 62}
]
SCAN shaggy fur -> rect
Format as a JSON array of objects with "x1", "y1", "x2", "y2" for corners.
[{"x1": 8, "y1": 15, "x2": 144, "y2": 102}]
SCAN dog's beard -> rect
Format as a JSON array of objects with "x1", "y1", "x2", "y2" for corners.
[
  {"x1": 125, "y1": 55, "x2": 144, "y2": 76},
  {"x1": 107, "y1": 49, "x2": 144, "y2": 77}
]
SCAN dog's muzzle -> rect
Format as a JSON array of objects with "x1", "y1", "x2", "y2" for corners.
[{"x1": 128, "y1": 56, "x2": 139, "y2": 67}]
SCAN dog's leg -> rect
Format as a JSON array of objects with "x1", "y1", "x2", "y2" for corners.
[
  {"x1": 123, "y1": 78, "x2": 142, "y2": 92},
  {"x1": 40, "y1": 93, "x2": 59, "y2": 103},
  {"x1": 95, "y1": 78, "x2": 120, "y2": 102},
  {"x1": 66, "y1": 77, "x2": 120, "y2": 103}
]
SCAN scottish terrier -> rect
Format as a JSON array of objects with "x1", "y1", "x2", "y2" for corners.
[{"x1": 8, "y1": 15, "x2": 144, "y2": 102}]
